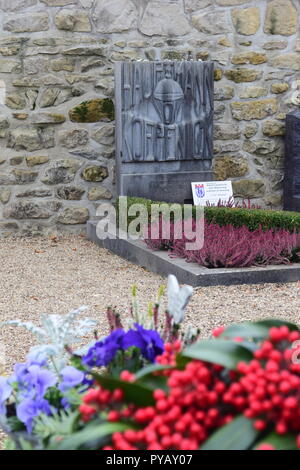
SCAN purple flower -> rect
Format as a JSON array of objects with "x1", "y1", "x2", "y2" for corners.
[
  {"x1": 58, "y1": 366, "x2": 84, "y2": 393},
  {"x1": 26, "y1": 350, "x2": 48, "y2": 367},
  {"x1": 83, "y1": 329, "x2": 125, "y2": 367},
  {"x1": 123, "y1": 324, "x2": 164, "y2": 363},
  {"x1": 10, "y1": 362, "x2": 56, "y2": 400},
  {"x1": 11, "y1": 363, "x2": 32, "y2": 385},
  {"x1": 26, "y1": 365, "x2": 56, "y2": 398},
  {"x1": 83, "y1": 325, "x2": 164, "y2": 367},
  {"x1": 0, "y1": 377, "x2": 12, "y2": 415},
  {"x1": 61, "y1": 397, "x2": 70, "y2": 410},
  {"x1": 16, "y1": 397, "x2": 51, "y2": 433}
]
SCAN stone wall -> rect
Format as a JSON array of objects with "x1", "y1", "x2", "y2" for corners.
[{"x1": 0, "y1": 0, "x2": 300, "y2": 236}]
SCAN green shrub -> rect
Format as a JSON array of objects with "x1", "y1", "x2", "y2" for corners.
[{"x1": 117, "y1": 196, "x2": 300, "y2": 232}]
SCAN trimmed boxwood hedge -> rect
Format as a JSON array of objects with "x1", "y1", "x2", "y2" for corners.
[{"x1": 117, "y1": 196, "x2": 300, "y2": 232}]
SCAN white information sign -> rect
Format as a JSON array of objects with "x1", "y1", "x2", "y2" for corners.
[{"x1": 191, "y1": 181, "x2": 233, "y2": 206}]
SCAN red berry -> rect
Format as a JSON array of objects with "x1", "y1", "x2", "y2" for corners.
[
  {"x1": 284, "y1": 396, "x2": 297, "y2": 409},
  {"x1": 276, "y1": 421, "x2": 287, "y2": 435},
  {"x1": 120, "y1": 370, "x2": 135, "y2": 382},
  {"x1": 254, "y1": 420, "x2": 266, "y2": 431},
  {"x1": 256, "y1": 443, "x2": 275, "y2": 451},
  {"x1": 212, "y1": 326, "x2": 225, "y2": 338},
  {"x1": 112, "y1": 388, "x2": 124, "y2": 402},
  {"x1": 107, "y1": 410, "x2": 120, "y2": 422}
]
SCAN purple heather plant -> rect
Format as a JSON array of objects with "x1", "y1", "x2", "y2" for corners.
[
  {"x1": 145, "y1": 218, "x2": 300, "y2": 268},
  {"x1": 206, "y1": 197, "x2": 261, "y2": 209}
]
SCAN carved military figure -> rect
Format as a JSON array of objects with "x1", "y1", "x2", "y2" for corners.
[
  {"x1": 121, "y1": 62, "x2": 213, "y2": 162},
  {"x1": 115, "y1": 60, "x2": 214, "y2": 202}
]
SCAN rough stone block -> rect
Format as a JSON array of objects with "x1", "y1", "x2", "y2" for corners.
[
  {"x1": 4, "y1": 13, "x2": 49, "y2": 33},
  {"x1": 81, "y1": 165, "x2": 108, "y2": 182},
  {"x1": 231, "y1": 7, "x2": 260, "y2": 35},
  {"x1": 231, "y1": 99, "x2": 278, "y2": 120},
  {"x1": 225, "y1": 68, "x2": 262, "y2": 83},
  {"x1": 58, "y1": 207, "x2": 89, "y2": 224},
  {"x1": 264, "y1": 0, "x2": 297, "y2": 36}
]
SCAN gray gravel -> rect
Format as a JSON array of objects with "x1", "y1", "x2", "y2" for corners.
[{"x1": 0, "y1": 234, "x2": 300, "y2": 448}]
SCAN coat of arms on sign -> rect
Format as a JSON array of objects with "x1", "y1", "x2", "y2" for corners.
[{"x1": 195, "y1": 184, "x2": 205, "y2": 198}]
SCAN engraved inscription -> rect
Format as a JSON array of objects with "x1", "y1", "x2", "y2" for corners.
[{"x1": 120, "y1": 61, "x2": 214, "y2": 163}]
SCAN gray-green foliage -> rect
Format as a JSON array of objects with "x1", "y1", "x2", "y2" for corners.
[
  {"x1": 2, "y1": 306, "x2": 97, "y2": 370},
  {"x1": 34, "y1": 409, "x2": 79, "y2": 442}
]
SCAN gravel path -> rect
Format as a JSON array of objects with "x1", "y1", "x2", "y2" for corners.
[{"x1": 0, "y1": 234, "x2": 299, "y2": 447}]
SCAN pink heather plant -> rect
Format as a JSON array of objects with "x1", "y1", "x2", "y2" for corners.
[{"x1": 144, "y1": 218, "x2": 300, "y2": 268}]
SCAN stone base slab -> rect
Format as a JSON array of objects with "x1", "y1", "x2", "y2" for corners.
[{"x1": 119, "y1": 170, "x2": 212, "y2": 203}]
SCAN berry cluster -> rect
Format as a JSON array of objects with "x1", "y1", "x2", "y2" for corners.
[
  {"x1": 79, "y1": 370, "x2": 136, "y2": 423},
  {"x1": 79, "y1": 325, "x2": 300, "y2": 450},
  {"x1": 103, "y1": 360, "x2": 237, "y2": 450},
  {"x1": 155, "y1": 340, "x2": 182, "y2": 369},
  {"x1": 224, "y1": 326, "x2": 300, "y2": 440},
  {"x1": 79, "y1": 387, "x2": 125, "y2": 423}
]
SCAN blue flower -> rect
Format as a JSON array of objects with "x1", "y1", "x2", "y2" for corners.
[
  {"x1": 123, "y1": 324, "x2": 164, "y2": 363},
  {"x1": 26, "y1": 365, "x2": 57, "y2": 398},
  {"x1": 58, "y1": 366, "x2": 85, "y2": 393},
  {"x1": 59, "y1": 366, "x2": 86, "y2": 411},
  {"x1": 26, "y1": 350, "x2": 48, "y2": 367},
  {"x1": 10, "y1": 362, "x2": 56, "y2": 400},
  {"x1": 0, "y1": 377, "x2": 12, "y2": 416},
  {"x1": 11, "y1": 363, "x2": 32, "y2": 385},
  {"x1": 61, "y1": 397, "x2": 70, "y2": 410},
  {"x1": 83, "y1": 329, "x2": 125, "y2": 367},
  {"x1": 83, "y1": 326, "x2": 164, "y2": 367},
  {"x1": 16, "y1": 397, "x2": 51, "y2": 433}
]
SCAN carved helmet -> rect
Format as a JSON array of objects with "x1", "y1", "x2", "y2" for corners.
[
  {"x1": 153, "y1": 78, "x2": 184, "y2": 124},
  {"x1": 153, "y1": 78, "x2": 184, "y2": 102}
]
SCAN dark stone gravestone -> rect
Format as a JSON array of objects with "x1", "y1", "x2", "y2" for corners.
[
  {"x1": 284, "y1": 110, "x2": 300, "y2": 211},
  {"x1": 115, "y1": 61, "x2": 214, "y2": 203}
]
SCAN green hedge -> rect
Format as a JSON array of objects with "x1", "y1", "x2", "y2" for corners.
[{"x1": 117, "y1": 196, "x2": 300, "y2": 232}]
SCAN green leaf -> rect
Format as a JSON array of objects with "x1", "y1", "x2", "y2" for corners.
[
  {"x1": 93, "y1": 373, "x2": 155, "y2": 406},
  {"x1": 18, "y1": 437, "x2": 35, "y2": 451},
  {"x1": 220, "y1": 322, "x2": 271, "y2": 340},
  {"x1": 254, "y1": 432, "x2": 298, "y2": 450},
  {"x1": 135, "y1": 364, "x2": 172, "y2": 392},
  {"x1": 135, "y1": 364, "x2": 173, "y2": 380},
  {"x1": 237, "y1": 340, "x2": 260, "y2": 353},
  {"x1": 200, "y1": 416, "x2": 260, "y2": 450},
  {"x1": 6, "y1": 416, "x2": 26, "y2": 432},
  {"x1": 221, "y1": 319, "x2": 299, "y2": 341},
  {"x1": 55, "y1": 422, "x2": 132, "y2": 450},
  {"x1": 255, "y1": 319, "x2": 299, "y2": 332},
  {"x1": 3, "y1": 438, "x2": 16, "y2": 451},
  {"x1": 179, "y1": 339, "x2": 253, "y2": 370},
  {"x1": 34, "y1": 410, "x2": 79, "y2": 440}
]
